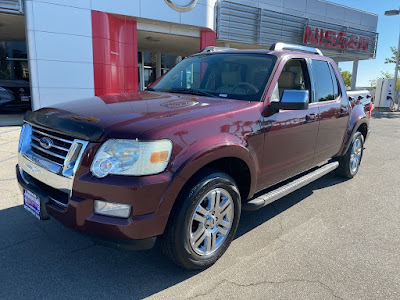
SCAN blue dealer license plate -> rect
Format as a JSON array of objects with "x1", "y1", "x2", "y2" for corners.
[{"x1": 23, "y1": 190, "x2": 41, "y2": 220}]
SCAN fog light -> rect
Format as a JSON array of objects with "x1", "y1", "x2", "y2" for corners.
[{"x1": 94, "y1": 200, "x2": 131, "y2": 218}]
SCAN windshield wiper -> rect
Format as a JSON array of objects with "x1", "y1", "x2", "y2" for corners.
[{"x1": 165, "y1": 88, "x2": 219, "y2": 98}]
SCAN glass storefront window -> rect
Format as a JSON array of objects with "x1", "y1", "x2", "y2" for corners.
[
  {"x1": 143, "y1": 66, "x2": 153, "y2": 88},
  {"x1": 0, "y1": 41, "x2": 29, "y2": 81},
  {"x1": 161, "y1": 54, "x2": 177, "y2": 69},
  {"x1": 139, "y1": 52, "x2": 179, "y2": 89},
  {"x1": 143, "y1": 52, "x2": 153, "y2": 66}
]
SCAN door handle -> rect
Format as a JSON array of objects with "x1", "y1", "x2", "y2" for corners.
[
  {"x1": 340, "y1": 107, "x2": 348, "y2": 115},
  {"x1": 305, "y1": 113, "x2": 316, "y2": 123}
]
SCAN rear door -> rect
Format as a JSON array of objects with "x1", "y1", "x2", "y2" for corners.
[
  {"x1": 310, "y1": 59, "x2": 350, "y2": 164},
  {"x1": 259, "y1": 58, "x2": 319, "y2": 190}
]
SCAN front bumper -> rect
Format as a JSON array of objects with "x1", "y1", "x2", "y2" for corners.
[
  {"x1": 16, "y1": 164, "x2": 180, "y2": 249},
  {"x1": 17, "y1": 123, "x2": 186, "y2": 249}
]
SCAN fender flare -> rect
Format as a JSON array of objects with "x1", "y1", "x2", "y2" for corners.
[
  {"x1": 156, "y1": 142, "x2": 258, "y2": 216},
  {"x1": 339, "y1": 115, "x2": 368, "y2": 156},
  {"x1": 176, "y1": 142, "x2": 257, "y2": 184}
]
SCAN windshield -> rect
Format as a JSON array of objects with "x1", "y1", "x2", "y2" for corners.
[{"x1": 151, "y1": 53, "x2": 276, "y2": 101}]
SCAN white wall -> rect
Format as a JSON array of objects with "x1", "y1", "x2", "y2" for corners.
[
  {"x1": 25, "y1": 0, "x2": 95, "y2": 110},
  {"x1": 90, "y1": 0, "x2": 216, "y2": 30}
]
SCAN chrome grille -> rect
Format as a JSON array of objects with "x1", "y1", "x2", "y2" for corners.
[
  {"x1": 30, "y1": 127, "x2": 74, "y2": 165},
  {"x1": 19, "y1": 123, "x2": 89, "y2": 209}
]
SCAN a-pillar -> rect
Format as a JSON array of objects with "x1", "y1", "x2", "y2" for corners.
[{"x1": 351, "y1": 59, "x2": 358, "y2": 90}]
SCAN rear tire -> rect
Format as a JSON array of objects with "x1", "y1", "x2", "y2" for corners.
[
  {"x1": 336, "y1": 131, "x2": 364, "y2": 178},
  {"x1": 159, "y1": 169, "x2": 241, "y2": 269}
]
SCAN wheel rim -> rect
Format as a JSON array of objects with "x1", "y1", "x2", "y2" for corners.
[
  {"x1": 189, "y1": 188, "x2": 234, "y2": 256},
  {"x1": 350, "y1": 137, "x2": 362, "y2": 175}
]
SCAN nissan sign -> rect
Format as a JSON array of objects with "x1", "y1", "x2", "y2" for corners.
[{"x1": 303, "y1": 25, "x2": 369, "y2": 53}]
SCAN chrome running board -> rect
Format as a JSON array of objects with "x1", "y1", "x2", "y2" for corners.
[{"x1": 243, "y1": 161, "x2": 339, "y2": 211}]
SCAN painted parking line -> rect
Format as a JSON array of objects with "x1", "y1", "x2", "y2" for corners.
[
  {"x1": 0, "y1": 155, "x2": 18, "y2": 164},
  {"x1": 0, "y1": 128, "x2": 21, "y2": 135},
  {"x1": 0, "y1": 178, "x2": 16, "y2": 182}
]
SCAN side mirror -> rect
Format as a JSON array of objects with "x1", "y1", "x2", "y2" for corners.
[{"x1": 270, "y1": 90, "x2": 309, "y2": 111}]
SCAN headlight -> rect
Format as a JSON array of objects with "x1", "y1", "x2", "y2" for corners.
[{"x1": 90, "y1": 139, "x2": 173, "y2": 178}]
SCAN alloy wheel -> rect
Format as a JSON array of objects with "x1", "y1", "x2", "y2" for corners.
[
  {"x1": 350, "y1": 137, "x2": 362, "y2": 175},
  {"x1": 189, "y1": 188, "x2": 234, "y2": 256}
]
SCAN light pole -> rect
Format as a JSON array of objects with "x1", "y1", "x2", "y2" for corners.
[{"x1": 385, "y1": 8, "x2": 400, "y2": 110}]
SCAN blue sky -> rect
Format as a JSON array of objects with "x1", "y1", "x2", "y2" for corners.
[{"x1": 328, "y1": 0, "x2": 400, "y2": 87}]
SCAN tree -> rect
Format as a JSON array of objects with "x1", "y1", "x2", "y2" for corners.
[
  {"x1": 369, "y1": 71, "x2": 400, "y2": 90},
  {"x1": 369, "y1": 48, "x2": 400, "y2": 91},
  {"x1": 339, "y1": 68, "x2": 352, "y2": 88},
  {"x1": 380, "y1": 71, "x2": 393, "y2": 79},
  {"x1": 383, "y1": 46, "x2": 400, "y2": 89},
  {"x1": 384, "y1": 46, "x2": 399, "y2": 65}
]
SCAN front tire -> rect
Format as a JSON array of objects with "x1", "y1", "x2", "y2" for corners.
[
  {"x1": 336, "y1": 131, "x2": 364, "y2": 178},
  {"x1": 159, "y1": 169, "x2": 241, "y2": 269}
]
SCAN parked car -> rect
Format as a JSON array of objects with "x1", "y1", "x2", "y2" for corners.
[
  {"x1": 17, "y1": 43, "x2": 371, "y2": 269},
  {"x1": 0, "y1": 86, "x2": 14, "y2": 106},
  {"x1": 0, "y1": 70, "x2": 31, "y2": 110},
  {"x1": 347, "y1": 90, "x2": 373, "y2": 117}
]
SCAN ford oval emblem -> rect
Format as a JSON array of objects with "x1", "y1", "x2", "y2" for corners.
[{"x1": 39, "y1": 137, "x2": 53, "y2": 150}]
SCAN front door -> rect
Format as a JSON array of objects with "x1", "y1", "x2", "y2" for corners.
[{"x1": 259, "y1": 58, "x2": 319, "y2": 190}]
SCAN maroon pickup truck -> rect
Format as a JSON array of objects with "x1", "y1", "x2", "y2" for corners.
[{"x1": 17, "y1": 43, "x2": 371, "y2": 269}]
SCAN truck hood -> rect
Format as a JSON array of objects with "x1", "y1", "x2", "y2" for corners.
[{"x1": 25, "y1": 91, "x2": 249, "y2": 141}]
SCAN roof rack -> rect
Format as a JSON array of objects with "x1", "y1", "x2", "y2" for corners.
[
  {"x1": 269, "y1": 42, "x2": 323, "y2": 56},
  {"x1": 199, "y1": 46, "x2": 238, "y2": 53}
]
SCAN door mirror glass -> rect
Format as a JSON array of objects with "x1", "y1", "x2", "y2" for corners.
[{"x1": 270, "y1": 90, "x2": 309, "y2": 111}]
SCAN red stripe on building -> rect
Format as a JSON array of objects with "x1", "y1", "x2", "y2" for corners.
[
  {"x1": 200, "y1": 30, "x2": 216, "y2": 50},
  {"x1": 91, "y1": 10, "x2": 138, "y2": 96}
]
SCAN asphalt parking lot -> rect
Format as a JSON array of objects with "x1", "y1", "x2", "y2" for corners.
[
  {"x1": 1, "y1": 111, "x2": 400, "y2": 299},
  {"x1": 0, "y1": 107, "x2": 26, "y2": 126}
]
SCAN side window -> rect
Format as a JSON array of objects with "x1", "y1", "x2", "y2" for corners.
[
  {"x1": 312, "y1": 60, "x2": 335, "y2": 102},
  {"x1": 277, "y1": 59, "x2": 311, "y2": 101},
  {"x1": 328, "y1": 63, "x2": 340, "y2": 99}
]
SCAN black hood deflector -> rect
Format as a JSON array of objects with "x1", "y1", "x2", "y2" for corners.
[{"x1": 24, "y1": 110, "x2": 104, "y2": 142}]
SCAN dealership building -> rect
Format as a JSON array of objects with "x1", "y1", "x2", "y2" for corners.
[{"x1": 0, "y1": 0, "x2": 378, "y2": 111}]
